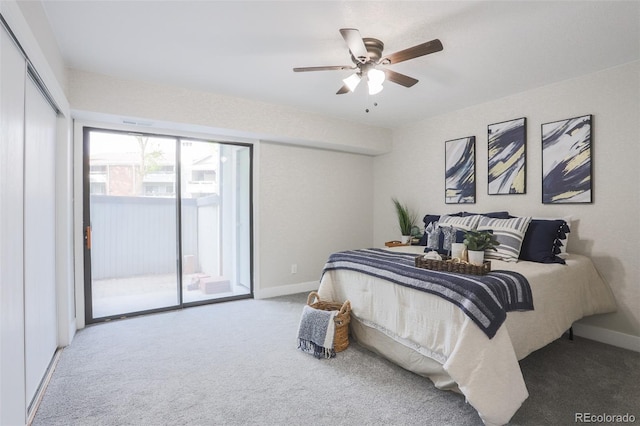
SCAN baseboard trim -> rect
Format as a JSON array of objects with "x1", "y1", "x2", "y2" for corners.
[
  {"x1": 573, "y1": 323, "x2": 640, "y2": 352},
  {"x1": 254, "y1": 281, "x2": 318, "y2": 299},
  {"x1": 27, "y1": 348, "x2": 63, "y2": 425}
]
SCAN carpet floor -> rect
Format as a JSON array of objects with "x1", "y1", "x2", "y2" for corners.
[{"x1": 32, "y1": 293, "x2": 639, "y2": 425}]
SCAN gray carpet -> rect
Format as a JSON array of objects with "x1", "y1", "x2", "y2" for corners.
[{"x1": 33, "y1": 293, "x2": 639, "y2": 426}]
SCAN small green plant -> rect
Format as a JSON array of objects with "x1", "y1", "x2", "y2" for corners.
[
  {"x1": 463, "y1": 229, "x2": 500, "y2": 251},
  {"x1": 391, "y1": 198, "x2": 417, "y2": 236}
]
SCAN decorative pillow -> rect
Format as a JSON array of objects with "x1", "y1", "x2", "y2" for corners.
[
  {"x1": 533, "y1": 216, "x2": 572, "y2": 257},
  {"x1": 422, "y1": 214, "x2": 475, "y2": 254},
  {"x1": 419, "y1": 213, "x2": 463, "y2": 245},
  {"x1": 460, "y1": 211, "x2": 511, "y2": 219},
  {"x1": 424, "y1": 222, "x2": 465, "y2": 254},
  {"x1": 423, "y1": 214, "x2": 443, "y2": 227},
  {"x1": 424, "y1": 222, "x2": 441, "y2": 250},
  {"x1": 439, "y1": 214, "x2": 482, "y2": 231},
  {"x1": 476, "y1": 216, "x2": 532, "y2": 262},
  {"x1": 519, "y1": 219, "x2": 569, "y2": 264}
]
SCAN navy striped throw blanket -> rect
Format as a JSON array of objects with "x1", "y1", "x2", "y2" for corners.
[{"x1": 322, "y1": 249, "x2": 533, "y2": 339}]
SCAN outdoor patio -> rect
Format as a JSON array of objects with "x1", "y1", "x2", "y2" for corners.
[{"x1": 92, "y1": 273, "x2": 249, "y2": 318}]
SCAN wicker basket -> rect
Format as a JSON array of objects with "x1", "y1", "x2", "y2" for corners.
[
  {"x1": 415, "y1": 255, "x2": 491, "y2": 275},
  {"x1": 306, "y1": 291, "x2": 351, "y2": 352}
]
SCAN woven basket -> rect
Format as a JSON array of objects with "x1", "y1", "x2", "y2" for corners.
[
  {"x1": 306, "y1": 291, "x2": 351, "y2": 352},
  {"x1": 415, "y1": 255, "x2": 491, "y2": 275}
]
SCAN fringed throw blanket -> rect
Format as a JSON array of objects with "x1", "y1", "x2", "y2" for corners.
[
  {"x1": 297, "y1": 305, "x2": 337, "y2": 359},
  {"x1": 322, "y1": 249, "x2": 533, "y2": 339}
]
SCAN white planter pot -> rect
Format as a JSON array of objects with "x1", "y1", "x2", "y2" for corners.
[
  {"x1": 401, "y1": 235, "x2": 411, "y2": 244},
  {"x1": 467, "y1": 250, "x2": 485, "y2": 266}
]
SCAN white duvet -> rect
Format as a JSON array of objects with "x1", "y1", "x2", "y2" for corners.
[{"x1": 317, "y1": 246, "x2": 616, "y2": 426}]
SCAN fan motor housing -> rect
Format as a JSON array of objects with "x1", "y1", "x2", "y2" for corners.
[{"x1": 356, "y1": 38, "x2": 384, "y2": 62}]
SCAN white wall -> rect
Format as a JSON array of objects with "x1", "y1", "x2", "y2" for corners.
[
  {"x1": 374, "y1": 61, "x2": 640, "y2": 345},
  {"x1": 257, "y1": 142, "x2": 373, "y2": 297},
  {"x1": 68, "y1": 69, "x2": 391, "y2": 156}
]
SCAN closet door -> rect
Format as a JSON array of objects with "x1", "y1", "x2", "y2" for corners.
[
  {"x1": 0, "y1": 24, "x2": 27, "y2": 425},
  {"x1": 23, "y1": 74, "x2": 58, "y2": 408}
]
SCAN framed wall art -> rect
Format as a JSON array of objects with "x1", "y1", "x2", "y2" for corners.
[
  {"x1": 541, "y1": 114, "x2": 592, "y2": 204},
  {"x1": 487, "y1": 117, "x2": 526, "y2": 195},
  {"x1": 445, "y1": 136, "x2": 475, "y2": 204}
]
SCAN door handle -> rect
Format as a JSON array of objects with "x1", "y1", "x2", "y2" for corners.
[{"x1": 85, "y1": 225, "x2": 92, "y2": 250}]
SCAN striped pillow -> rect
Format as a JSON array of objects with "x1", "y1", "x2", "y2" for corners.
[
  {"x1": 438, "y1": 214, "x2": 482, "y2": 231},
  {"x1": 477, "y1": 216, "x2": 532, "y2": 262}
]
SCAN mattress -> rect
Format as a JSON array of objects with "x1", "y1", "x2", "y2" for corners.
[{"x1": 317, "y1": 246, "x2": 616, "y2": 425}]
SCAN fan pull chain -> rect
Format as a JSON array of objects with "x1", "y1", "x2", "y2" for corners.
[{"x1": 365, "y1": 102, "x2": 379, "y2": 113}]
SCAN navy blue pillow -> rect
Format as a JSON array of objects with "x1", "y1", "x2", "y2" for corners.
[
  {"x1": 461, "y1": 211, "x2": 511, "y2": 219},
  {"x1": 519, "y1": 219, "x2": 569, "y2": 264}
]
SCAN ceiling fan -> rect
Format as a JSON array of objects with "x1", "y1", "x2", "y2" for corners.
[{"x1": 293, "y1": 28, "x2": 443, "y2": 95}]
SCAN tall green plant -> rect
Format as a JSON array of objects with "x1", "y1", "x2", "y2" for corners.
[{"x1": 392, "y1": 198, "x2": 417, "y2": 236}]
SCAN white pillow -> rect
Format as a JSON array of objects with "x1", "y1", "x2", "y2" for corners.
[
  {"x1": 477, "y1": 216, "x2": 532, "y2": 262},
  {"x1": 438, "y1": 214, "x2": 482, "y2": 231}
]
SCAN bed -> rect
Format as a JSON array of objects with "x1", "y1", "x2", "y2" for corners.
[{"x1": 316, "y1": 229, "x2": 616, "y2": 425}]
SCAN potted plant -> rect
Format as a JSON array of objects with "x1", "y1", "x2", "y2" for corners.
[
  {"x1": 392, "y1": 198, "x2": 417, "y2": 244},
  {"x1": 463, "y1": 230, "x2": 500, "y2": 265}
]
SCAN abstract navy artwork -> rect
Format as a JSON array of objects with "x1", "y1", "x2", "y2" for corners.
[
  {"x1": 488, "y1": 117, "x2": 526, "y2": 195},
  {"x1": 542, "y1": 115, "x2": 592, "y2": 204},
  {"x1": 445, "y1": 136, "x2": 475, "y2": 204}
]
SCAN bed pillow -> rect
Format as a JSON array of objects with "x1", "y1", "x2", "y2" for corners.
[
  {"x1": 519, "y1": 219, "x2": 569, "y2": 264},
  {"x1": 438, "y1": 214, "x2": 482, "y2": 231},
  {"x1": 422, "y1": 214, "x2": 481, "y2": 255},
  {"x1": 533, "y1": 216, "x2": 572, "y2": 257},
  {"x1": 418, "y1": 213, "x2": 463, "y2": 245},
  {"x1": 460, "y1": 211, "x2": 511, "y2": 219},
  {"x1": 477, "y1": 216, "x2": 532, "y2": 262},
  {"x1": 423, "y1": 222, "x2": 465, "y2": 254}
]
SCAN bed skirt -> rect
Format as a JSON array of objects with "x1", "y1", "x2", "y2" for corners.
[{"x1": 350, "y1": 317, "x2": 460, "y2": 393}]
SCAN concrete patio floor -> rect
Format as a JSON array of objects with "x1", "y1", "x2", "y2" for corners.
[{"x1": 91, "y1": 273, "x2": 250, "y2": 318}]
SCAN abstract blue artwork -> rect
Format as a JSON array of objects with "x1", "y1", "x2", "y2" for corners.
[
  {"x1": 488, "y1": 117, "x2": 526, "y2": 195},
  {"x1": 542, "y1": 115, "x2": 592, "y2": 204},
  {"x1": 445, "y1": 136, "x2": 475, "y2": 204}
]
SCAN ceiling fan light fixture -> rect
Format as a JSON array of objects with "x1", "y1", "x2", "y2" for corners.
[
  {"x1": 368, "y1": 82, "x2": 384, "y2": 95},
  {"x1": 367, "y1": 68, "x2": 385, "y2": 85},
  {"x1": 343, "y1": 73, "x2": 362, "y2": 92},
  {"x1": 367, "y1": 68, "x2": 385, "y2": 95},
  {"x1": 294, "y1": 29, "x2": 443, "y2": 96}
]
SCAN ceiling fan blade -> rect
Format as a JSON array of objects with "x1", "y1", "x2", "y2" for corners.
[
  {"x1": 384, "y1": 69, "x2": 419, "y2": 87},
  {"x1": 339, "y1": 28, "x2": 368, "y2": 63},
  {"x1": 382, "y1": 39, "x2": 443, "y2": 65},
  {"x1": 336, "y1": 84, "x2": 351, "y2": 95},
  {"x1": 293, "y1": 65, "x2": 353, "y2": 72}
]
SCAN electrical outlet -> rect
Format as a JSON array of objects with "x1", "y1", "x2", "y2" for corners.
[{"x1": 291, "y1": 264, "x2": 298, "y2": 274}]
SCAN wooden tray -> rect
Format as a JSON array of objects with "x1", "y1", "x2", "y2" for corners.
[
  {"x1": 415, "y1": 255, "x2": 491, "y2": 275},
  {"x1": 385, "y1": 240, "x2": 409, "y2": 247}
]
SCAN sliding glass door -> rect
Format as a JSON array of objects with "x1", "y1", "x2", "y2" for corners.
[
  {"x1": 179, "y1": 140, "x2": 252, "y2": 303},
  {"x1": 83, "y1": 128, "x2": 252, "y2": 323}
]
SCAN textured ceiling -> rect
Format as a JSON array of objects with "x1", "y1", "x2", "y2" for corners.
[{"x1": 41, "y1": 1, "x2": 640, "y2": 129}]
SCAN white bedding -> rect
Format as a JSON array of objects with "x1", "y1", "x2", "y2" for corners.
[{"x1": 317, "y1": 246, "x2": 616, "y2": 426}]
